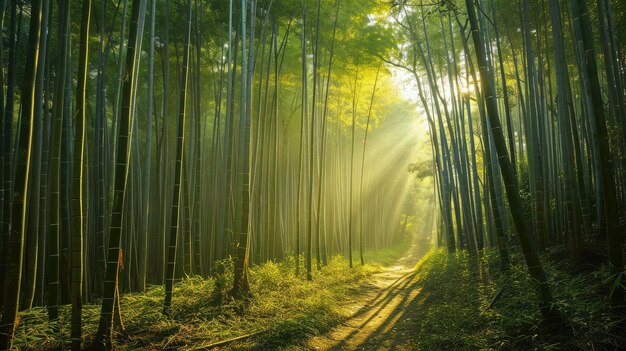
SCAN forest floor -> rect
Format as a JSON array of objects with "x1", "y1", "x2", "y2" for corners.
[
  {"x1": 13, "y1": 228, "x2": 626, "y2": 350},
  {"x1": 278, "y1": 228, "x2": 626, "y2": 351},
  {"x1": 14, "y1": 241, "x2": 626, "y2": 350},
  {"x1": 296, "y1": 244, "x2": 626, "y2": 351},
  {"x1": 299, "y1": 236, "x2": 430, "y2": 351},
  {"x1": 12, "y1": 241, "x2": 413, "y2": 351}
]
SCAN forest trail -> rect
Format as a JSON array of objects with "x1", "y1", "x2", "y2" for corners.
[{"x1": 304, "y1": 208, "x2": 433, "y2": 351}]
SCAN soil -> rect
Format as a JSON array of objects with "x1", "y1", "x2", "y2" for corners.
[{"x1": 304, "y1": 223, "x2": 432, "y2": 350}]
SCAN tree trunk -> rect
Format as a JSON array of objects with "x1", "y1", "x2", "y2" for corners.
[
  {"x1": 464, "y1": 0, "x2": 561, "y2": 323},
  {"x1": 163, "y1": 0, "x2": 193, "y2": 316},
  {"x1": 90, "y1": 0, "x2": 142, "y2": 346},
  {"x1": 0, "y1": 1, "x2": 43, "y2": 348},
  {"x1": 70, "y1": 0, "x2": 90, "y2": 349}
]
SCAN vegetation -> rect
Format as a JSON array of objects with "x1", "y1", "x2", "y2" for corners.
[
  {"x1": 389, "y1": 248, "x2": 625, "y2": 350},
  {"x1": 387, "y1": 0, "x2": 626, "y2": 328},
  {"x1": 11, "y1": 252, "x2": 398, "y2": 351},
  {"x1": 0, "y1": 0, "x2": 625, "y2": 349}
]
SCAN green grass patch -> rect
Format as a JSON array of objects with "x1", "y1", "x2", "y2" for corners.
[
  {"x1": 393, "y1": 247, "x2": 626, "y2": 350},
  {"x1": 351, "y1": 236, "x2": 413, "y2": 267},
  {"x1": 13, "y1": 251, "x2": 398, "y2": 350}
]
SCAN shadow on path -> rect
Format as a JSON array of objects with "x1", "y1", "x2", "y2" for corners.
[{"x1": 305, "y1": 238, "x2": 431, "y2": 351}]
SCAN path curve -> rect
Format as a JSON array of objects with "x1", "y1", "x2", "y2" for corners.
[{"x1": 305, "y1": 210, "x2": 433, "y2": 351}]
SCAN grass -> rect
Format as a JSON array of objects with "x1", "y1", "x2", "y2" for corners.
[
  {"x1": 392, "y1": 246, "x2": 626, "y2": 350},
  {"x1": 12, "y1": 244, "x2": 408, "y2": 351},
  {"x1": 16, "y1": 241, "x2": 623, "y2": 350},
  {"x1": 357, "y1": 240, "x2": 412, "y2": 266}
]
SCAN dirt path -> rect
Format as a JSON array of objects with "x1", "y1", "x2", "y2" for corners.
[{"x1": 304, "y1": 235, "x2": 430, "y2": 351}]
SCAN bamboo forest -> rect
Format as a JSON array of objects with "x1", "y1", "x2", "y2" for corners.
[{"x1": 1, "y1": 0, "x2": 626, "y2": 349}]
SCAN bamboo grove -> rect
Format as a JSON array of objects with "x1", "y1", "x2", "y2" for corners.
[
  {"x1": 1, "y1": 0, "x2": 626, "y2": 349},
  {"x1": 387, "y1": 0, "x2": 626, "y2": 323},
  {"x1": 0, "y1": 0, "x2": 419, "y2": 349}
]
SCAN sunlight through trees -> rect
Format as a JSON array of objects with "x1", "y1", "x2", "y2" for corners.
[{"x1": 0, "y1": 0, "x2": 625, "y2": 349}]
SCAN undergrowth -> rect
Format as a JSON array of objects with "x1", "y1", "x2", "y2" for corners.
[
  {"x1": 12, "y1": 252, "x2": 394, "y2": 350},
  {"x1": 353, "y1": 235, "x2": 413, "y2": 266},
  {"x1": 395, "y1": 247, "x2": 626, "y2": 350},
  {"x1": 19, "y1": 241, "x2": 621, "y2": 350}
]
